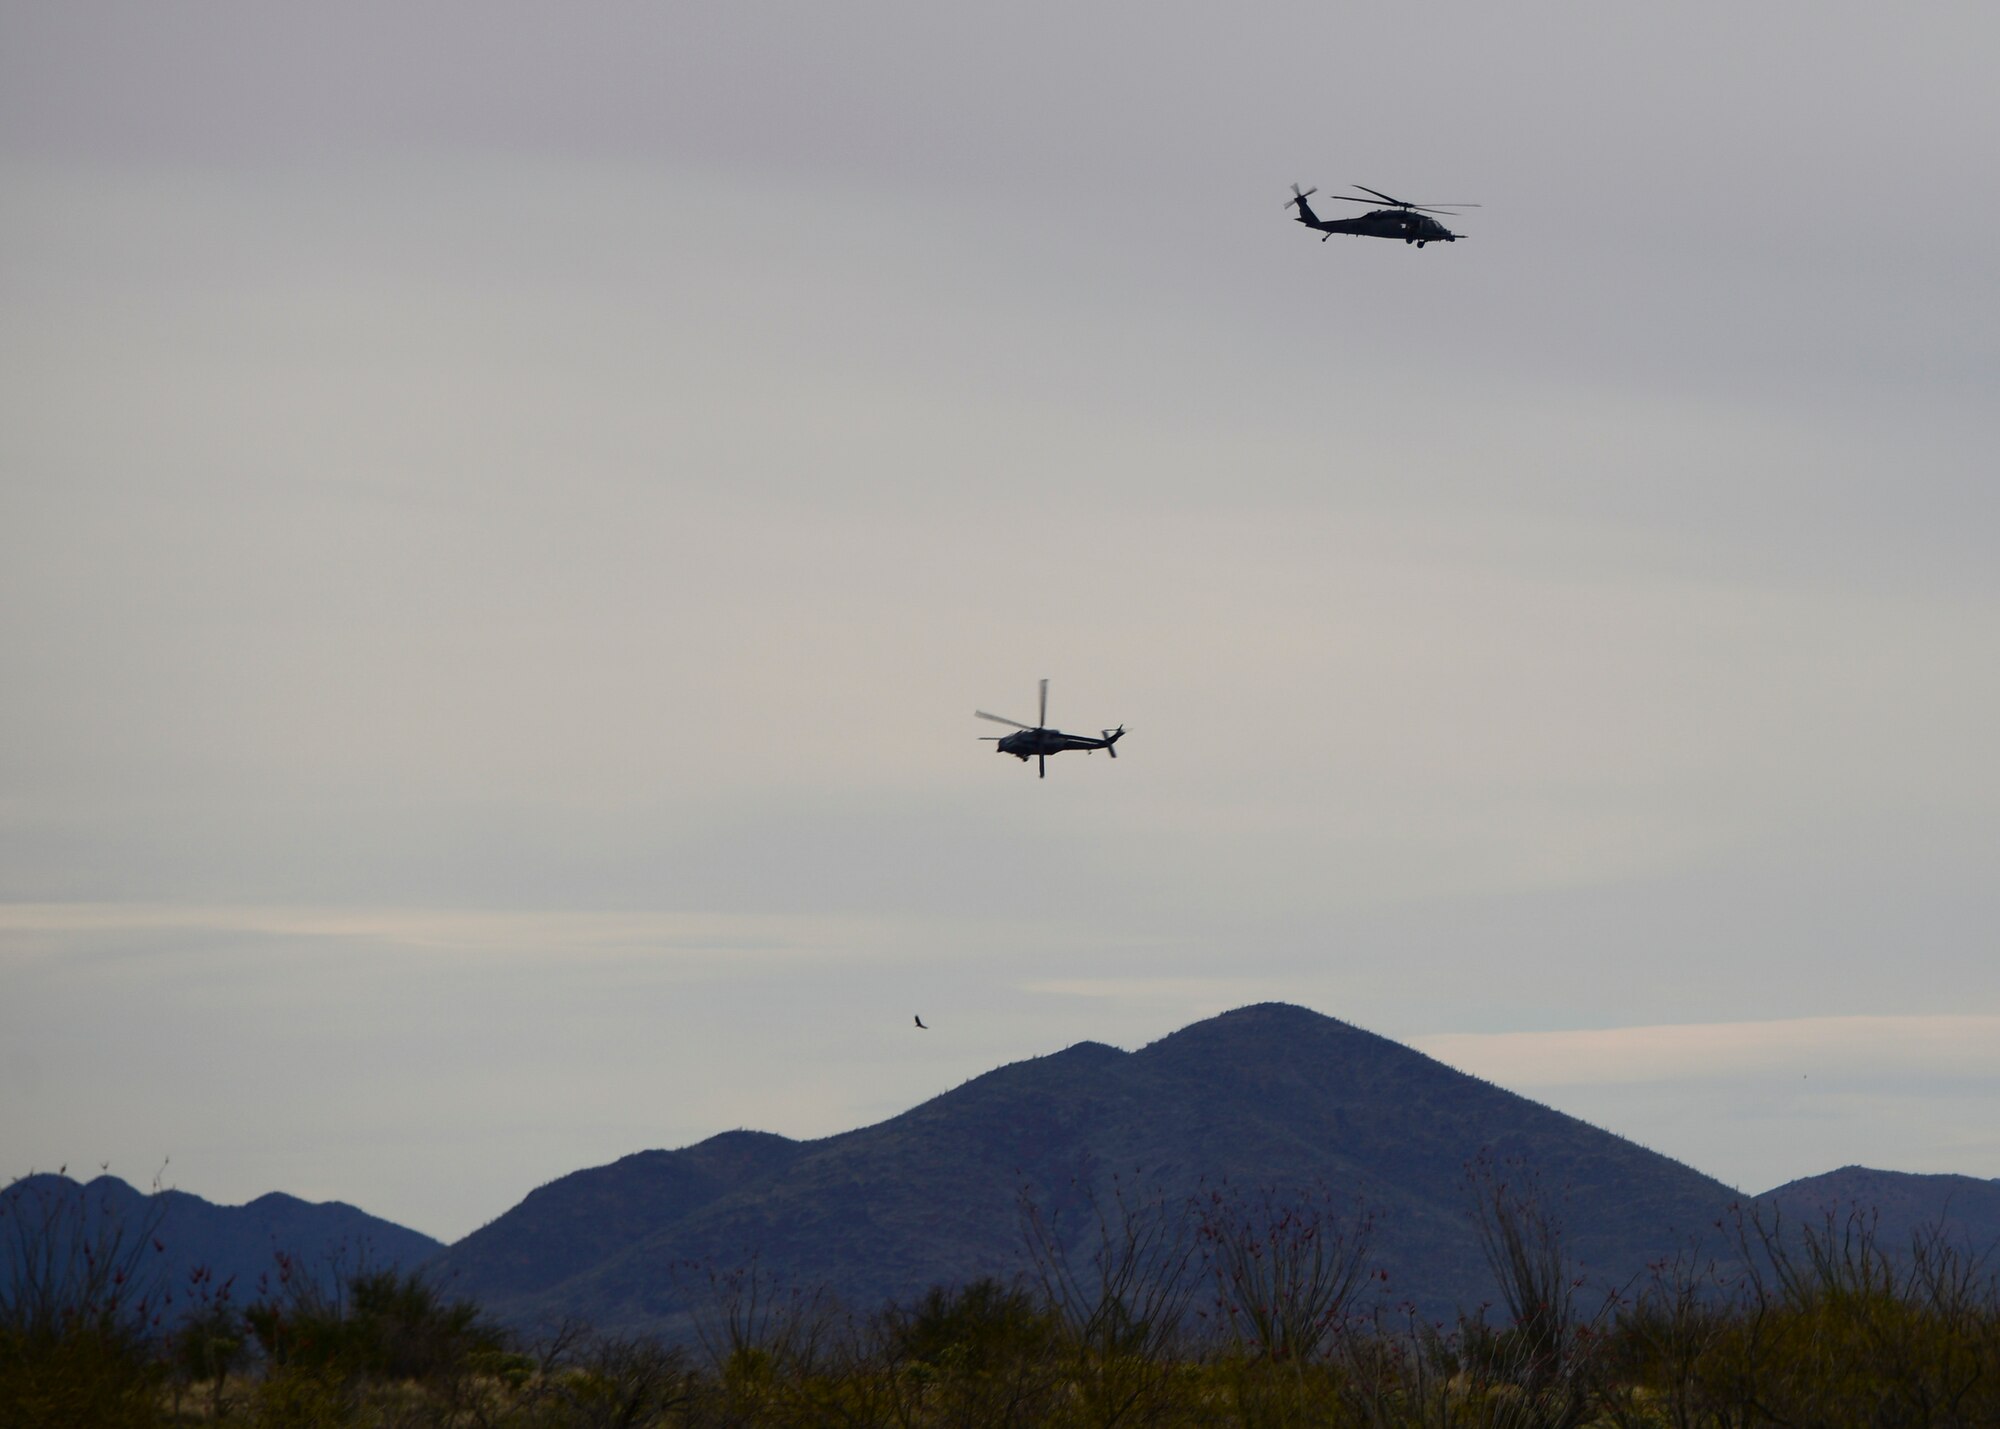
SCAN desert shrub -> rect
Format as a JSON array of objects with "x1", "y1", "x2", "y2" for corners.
[
  {"x1": 0, "y1": 1171, "x2": 170, "y2": 1429},
  {"x1": 687, "y1": 1255, "x2": 838, "y2": 1385},
  {"x1": 543, "y1": 1334, "x2": 694, "y2": 1429},
  {"x1": 168, "y1": 1290, "x2": 248, "y2": 1419},
  {"x1": 684, "y1": 1256, "x2": 858, "y2": 1428},
  {"x1": 1020, "y1": 1171, "x2": 1201, "y2": 1363},
  {"x1": 1194, "y1": 1181, "x2": 1376, "y2": 1366},
  {"x1": 246, "y1": 1264, "x2": 506, "y2": 1388},
  {"x1": 1573, "y1": 1203, "x2": 2000, "y2": 1427},
  {"x1": 1457, "y1": 1155, "x2": 1615, "y2": 1428},
  {"x1": 0, "y1": 1326, "x2": 168, "y2": 1429},
  {"x1": 1716, "y1": 1205, "x2": 2000, "y2": 1426},
  {"x1": 887, "y1": 1278, "x2": 1057, "y2": 1375},
  {"x1": 1020, "y1": 1172, "x2": 1206, "y2": 1427},
  {"x1": 875, "y1": 1279, "x2": 1064, "y2": 1428},
  {"x1": 247, "y1": 1362, "x2": 351, "y2": 1429}
]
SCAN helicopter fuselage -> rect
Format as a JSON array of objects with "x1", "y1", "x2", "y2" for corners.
[
  {"x1": 993, "y1": 727, "x2": 1119, "y2": 760},
  {"x1": 1299, "y1": 206, "x2": 1457, "y2": 244}
]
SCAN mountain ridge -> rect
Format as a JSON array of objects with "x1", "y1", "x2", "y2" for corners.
[
  {"x1": 428, "y1": 1002, "x2": 1741, "y2": 1336},
  {"x1": 0, "y1": 1172, "x2": 443, "y2": 1320},
  {"x1": 1756, "y1": 1165, "x2": 2000, "y2": 1254},
  {"x1": 18, "y1": 1006, "x2": 1996, "y2": 1340}
]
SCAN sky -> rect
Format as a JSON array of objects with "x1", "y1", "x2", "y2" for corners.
[{"x1": 3, "y1": 2, "x2": 1997, "y2": 1243}]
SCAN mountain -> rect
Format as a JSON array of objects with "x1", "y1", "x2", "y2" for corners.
[
  {"x1": 1754, "y1": 1166, "x2": 2000, "y2": 1257},
  {"x1": 431, "y1": 1003, "x2": 1738, "y2": 1337},
  {"x1": 1, "y1": 1172, "x2": 443, "y2": 1320},
  {"x1": 436, "y1": 1130, "x2": 804, "y2": 1306}
]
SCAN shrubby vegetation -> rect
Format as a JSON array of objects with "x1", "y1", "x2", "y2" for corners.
[
  {"x1": 0, "y1": 1168, "x2": 174, "y2": 1429},
  {"x1": 6, "y1": 1167, "x2": 2000, "y2": 1426}
]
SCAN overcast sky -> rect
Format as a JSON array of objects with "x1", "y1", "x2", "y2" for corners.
[{"x1": 4, "y1": 2, "x2": 1996, "y2": 1242}]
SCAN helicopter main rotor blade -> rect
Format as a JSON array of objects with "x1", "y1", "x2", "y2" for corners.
[
  {"x1": 976, "y1": 710, "x2": 1035, "y2": 730},
  {"x1": 1337, "y1": 188, "x2": 1478, "y2": 215},
  {"x1": 1039, "y1": 679, "x2": 1048, "y2": 728}
]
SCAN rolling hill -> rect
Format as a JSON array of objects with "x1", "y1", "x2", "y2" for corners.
[
  {"x1": 1756, "y1": 1165, "x2": 2000, "y2": 1256},
  {"x1": 1, "y1": 1172, "x2": 443, "y2": 1321}
]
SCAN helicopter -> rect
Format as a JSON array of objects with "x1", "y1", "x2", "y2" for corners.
[
  {"x1": 977, "y1": 679, "x2": 1124, "y2": 779},
  {"x1": 1286, "y1": 183, "x2": 1477, "y2": 248}
]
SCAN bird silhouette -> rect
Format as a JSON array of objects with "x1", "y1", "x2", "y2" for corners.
[{"x1": 914, "y1": 1015, "x2": 928, "y2": 1030}]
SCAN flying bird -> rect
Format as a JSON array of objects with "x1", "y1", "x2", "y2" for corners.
[{"x1": 914, "y1": 1015, "x2": 928, "y2": 1030}]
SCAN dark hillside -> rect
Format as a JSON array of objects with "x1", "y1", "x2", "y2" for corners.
[
  {"x1": 435, "y1": 1129, "x2": 802, "y2": 1304},
  {"x1": 434, "y1": 1003, "x2": 1739, "y2": 1338},
  {"x1": 1, "y1": 1173, "x2": 441, "y2": 1319},
  {"x1": 1125, "y1": 1004, "x2": 1731, "y2": 1277},
  {"x1": 467, "y1": 1040, "x2": 1150, "y2": 1333},
  {"x1": 1755, "y1": 1165, "x2": 2000, "y2": 1255}
]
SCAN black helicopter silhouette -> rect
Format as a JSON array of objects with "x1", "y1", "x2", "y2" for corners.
[
  {"x1": 977, "y1": 679, "x2": 1124, "y2": 779},
  {"x1": 1286, "y1": 183, "x2": 1477, "y2": 248}
]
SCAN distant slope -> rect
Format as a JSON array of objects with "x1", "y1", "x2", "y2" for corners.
[
  {"x1": 434, "y1": 1130, "x2": 803, "y2": 1304},
  {"x1": 1756, "y1": 1165, "x2": 2000, "y2": 1255},
  {"x1": 2, "y1": 1173, "x2": 442, "y2": 1318},
  {"x1": 434, "y1": 1003, "x2": 1738, "y2": 1337}
]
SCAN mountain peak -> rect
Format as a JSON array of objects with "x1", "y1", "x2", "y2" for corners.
[
  {"x1": 246, "y1": 1191, "x2": 313, "y2": 1213},
  {"x1": 1166, "y1": 1001, "x2": 1351, "y2": 1036},
  {"x1": 1136, "y1": 1002, "x2": 1408, "y2": 1080},
  {"x1": 1052, "y1": 1039, "x2": 1126, "y2": 1063},
  {"x1": 434, "y1": 1001, "x2": 1748, "y2": 1337}
]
